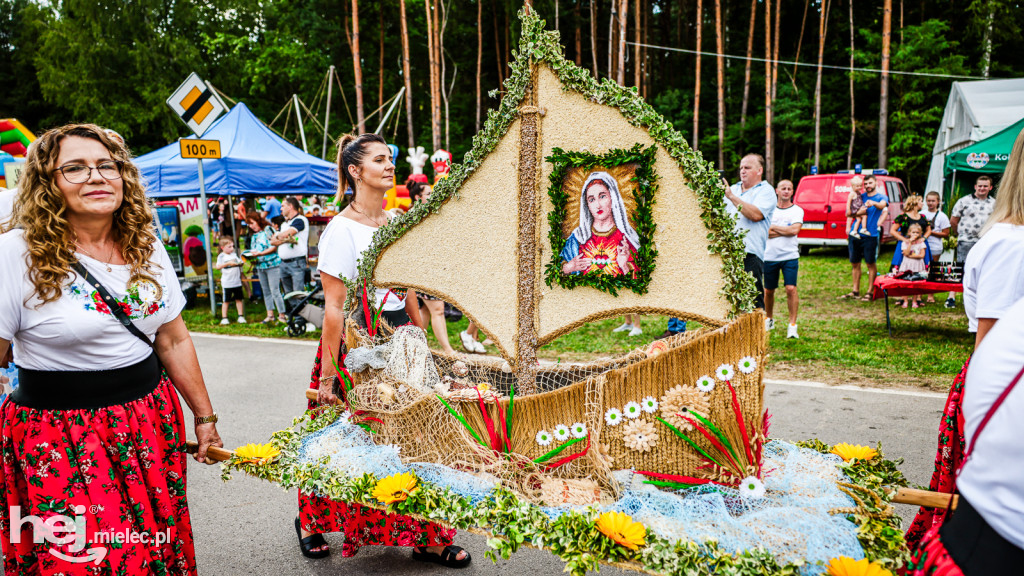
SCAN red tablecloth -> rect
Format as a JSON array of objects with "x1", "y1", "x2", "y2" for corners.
[{"x1": 872, "y1": 275, "x2": 964, "y2": 299}]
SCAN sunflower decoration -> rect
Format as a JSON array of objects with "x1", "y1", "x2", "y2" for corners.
[
  {"x1": 659, "y1": 385, "x2": 711, "y2": 431},
  {"x1": 372, "y1": 472, "x2": 419, "y2": 505},
  {"x1": 234, "y1": 443, "x2": 281, "y2": 465},
  {"x1": 595, "y1": 511, "x2": 647, "y2": 551},
  {"x1": 830, "y1": 443, "x2": 879, "y2": 462},
  {"x1": 621, "y1": 419, "x2": 659, "y2": 452},
  {"x1": 826, "y1": 556, "x2": 893, "y2": 576}
]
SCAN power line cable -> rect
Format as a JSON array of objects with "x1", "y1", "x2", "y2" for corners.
[{"x1": 627, "y1": 41, "x2": 991, "y2": 81}]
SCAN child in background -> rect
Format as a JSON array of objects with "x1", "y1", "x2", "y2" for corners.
[
  {"x1": 897, "y1": 223, "x2": 928, "y2": 308},
  {"x1": 215, "y1": 237, "x2": 247, "y2": 324},
  {"x1": 846, "y1": 188, "x2": 868, "y2": 238},
  {"x1": 612, "y1": 314, "x2": 643, "y2": 337}
]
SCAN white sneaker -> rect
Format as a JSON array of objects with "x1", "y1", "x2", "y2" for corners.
[
  {"x1": 472, "y1": 339, "x2": 486, "y2": 353},
  {"x1": 765, "y1": 318, "x2": 775, "y2": 331},
  {"x1": 459, "y1": 330, "x2": 477, "y2": 353},
  {"x1": 787, "y1": 324, "x2": 799, "y2": 339},
  {"x1": 612, "y1": 322, "x2": 634, "y2": 333},
  {"x1": 628, "y1": 326, "x2": 643, "y2": 337},
  {"x1": 237, "y1": 317, "x2": 247, "y2": 324},
  {"x1": 220, "y1": 318, "x2": 230, "y2": 325}
]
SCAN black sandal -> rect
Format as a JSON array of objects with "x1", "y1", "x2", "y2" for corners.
[
  {"x1": 294, "y1": 517, "x2": 330, "y2": 559},
  {"x1": 412, "y1": 545, "x2": 471, "y2": 568}
]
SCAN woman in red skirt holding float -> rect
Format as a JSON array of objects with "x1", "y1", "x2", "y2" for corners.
[
  {"x1": 0, "y1": 124, "x2": 223, "y2": 575},
  {"x1": 295, "y1": 133, "x2": 470, "y2": 568},
  {"x1": 906, "y1": 129, "x2": 1024, "y2": 551}
]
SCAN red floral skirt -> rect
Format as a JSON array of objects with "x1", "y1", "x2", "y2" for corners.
[
  {"x1": 905, "y1": 526, "x2": 965, "y2": 576},
  {"x1": 299, "y1": 339, "x2": 454, "y2": 557},
  {"x1": 0, "y1": 376, "x2": 196, "y2": 575},
  {"x1": 904, "y1": 357, "x2": 970, "y2": 550}
]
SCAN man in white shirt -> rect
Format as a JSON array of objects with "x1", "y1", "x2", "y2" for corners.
[
  {"x1": 722, "y1": 153, "x2": 777, "y2": 310},
  {"x1": 763, "y1": 180, "x2": 804, "y2": 338},
  {"x1": 272, "y1": 197, "x2": 310, "y2": 294}
]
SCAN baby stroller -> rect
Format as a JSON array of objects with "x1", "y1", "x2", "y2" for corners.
[{"x1": 282, "y1": 279, "x2": 325, "y2": 337}]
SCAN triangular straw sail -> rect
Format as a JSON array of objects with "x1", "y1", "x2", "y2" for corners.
[{"x1": 361, "y1": 8, "x2": 755, "y2": 395}]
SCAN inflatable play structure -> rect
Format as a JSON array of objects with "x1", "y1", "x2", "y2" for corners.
[
  {"x1": 218, "y1": 11, "x2": 914, "y2": 576},
  {"x1": 0, "y1": 119, "x2": 34, "y2": 189}
]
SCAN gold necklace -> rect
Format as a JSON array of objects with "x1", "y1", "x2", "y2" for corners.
[
  {"x1": 76, "y1": 241, "x2": 117, "y2": 273},
  {"x1": 350, "y1": 203, "x2": 386, "y2": 227}
]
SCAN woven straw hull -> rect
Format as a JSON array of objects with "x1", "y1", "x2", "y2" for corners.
[{"x1": 345, "y1": 312, "x2": 766, "y2": 492}]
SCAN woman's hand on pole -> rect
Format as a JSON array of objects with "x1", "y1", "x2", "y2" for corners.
[{"x1": 194, "y1": 422, "x2": 224, "y2": 464}]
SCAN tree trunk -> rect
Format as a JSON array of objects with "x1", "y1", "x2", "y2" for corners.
[
  {"x1": 400, "y1": 0, "x2": 415, "y2": 148},
  {"x1": 378, "y1": 17, "x2": 384, "y2": 111},
  {"x1": 350, "y1": 0, "x2": 366, "y2": 133},
  {"x1": 634, "y1": 0, "x2": 641, "y2": 88},
  {"x1": 590, "y1": 0, "x2": 598, "y2": 77},
  {"x1": 714, "y1": 0, "x2": 724, "y2": 169},
  {"x1": 740, "y1": 0, "x2": 756, "y2": 130},
  {"x1": 771, "y1": 0, "x2": 780, "y2": 103},
  {"x1": 814, "y1": 0, "x2": 830, "y2": 167},
  {"x1": 574, "y1": 1, "x2": 582, "y2": 66},
  {"x1": 555, "y1": 0, "x2": 559, "y2": 30},
  {"x1": 982, "y1": 2, "x2": 994, "y2": 78},
  {"x1": 847, "y1": 0, "x2": 856, "y2": 168},
  {"x1": 494, "y1": 0, "x2": 504, "y2": 86},
  {"x1": 642, "y1": 0, "x2": 649, "y2": 98},
  {"x1": 476, "y1": 0, "x2": 483, "y2": 132},
  {"x1": 425, "y1": 0, "x2": 439, "y2": 150},
  {"x1": 764, "y1": 0, "x2": 772, "y2": 182},
  {"x1": 879, "y1": 0, "x2": 891, "y2": 169},
  {"x1": 439, "y1": 0, "x2": 451, "y2": 151},
  {"x1": 607, "y1": 0, "x2": 616, "y2": 79},
  {"x1": 692, "y1": 0, "x2": 702, "y2": 149},
  {"x1": 434, "y1": 0, "x2": 445, "y2": 151},
  {"x1": 792, "y1": 0, "x2": 810, "y2": 83},
  {"x1": 617, "y1": 0, "x2": 628, "y2": 86}
]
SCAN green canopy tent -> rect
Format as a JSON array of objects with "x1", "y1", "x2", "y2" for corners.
[{"x1": 943, "y1": 116, "x2": 1024, "y2": 204}]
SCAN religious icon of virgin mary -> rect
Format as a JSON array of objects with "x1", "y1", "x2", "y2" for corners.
[{"x1": 560, "y1": 171, "x2": 640, "y2": 277}]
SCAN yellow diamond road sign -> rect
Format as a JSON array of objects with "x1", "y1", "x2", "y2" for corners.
[{"x1": 167, "y1": 73, "x2": 225, "y2": 137}]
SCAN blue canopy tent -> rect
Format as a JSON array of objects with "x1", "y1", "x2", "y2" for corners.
[{"x1": 136, "y1": 102, "x2": 337, "y2": 198}]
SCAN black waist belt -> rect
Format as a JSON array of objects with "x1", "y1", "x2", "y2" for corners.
[
  {"x1": 280, "y1": 256, "x2": 307, "y2": 263},
  {"x1": 941, "y1": 496, "x2": 1024, "y2": 571},
  {"x1": 12, "y1": 353, "x2": 162, "y2": 410}
]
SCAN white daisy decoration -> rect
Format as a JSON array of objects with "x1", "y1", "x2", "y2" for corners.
[
  {"x1": 604, "y1": 408, "x2": 623, "y2": 426},
  {"x1": 738, "y1": 476, "x2": 766, "y2": 499},
  {"x1": 536, "y1": 430, "x2": 553, "y2": 446},
  {"x1": 738, "y1": 356, "x2": 758, "y2": 374},
  {"x1": 716, "y1": 364, "x2": 735, "y2": 381},
  {"x1": 623, "y1": 401, "x2": 643, "y2": 419},
  {"x1": 641, "y1": 396, "x2": 659, "y2": 413},
  {"x1": 554, "y1": 424, "x2": 571, "y2": 442},
  {"x1": 570, "y1": 422, "x2": 588, "y2": 438},
  {"x1": 696, "y1": 376, "x2": 716, "y2": 393}
]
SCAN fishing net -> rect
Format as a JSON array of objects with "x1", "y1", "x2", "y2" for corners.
[{"x1": 296, "y1": 418, "x2": 866, "y2": 576}]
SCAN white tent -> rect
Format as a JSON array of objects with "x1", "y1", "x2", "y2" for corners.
[{"x1": 925, "y1": 77, "x2": 1024, "y2": 195}]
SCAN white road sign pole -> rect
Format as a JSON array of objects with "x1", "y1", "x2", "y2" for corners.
[{"x1": 196, "y1": 158, "x2": 216, "y2": 317}]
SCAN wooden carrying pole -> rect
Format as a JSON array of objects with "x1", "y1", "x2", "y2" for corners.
[{"x1": 185, "y1": 441, "x2": 234, "y2": 462}]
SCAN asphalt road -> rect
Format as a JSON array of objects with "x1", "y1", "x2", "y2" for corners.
[{"x1": 185, "y1": 333, "x2": 948, "y2": 575}]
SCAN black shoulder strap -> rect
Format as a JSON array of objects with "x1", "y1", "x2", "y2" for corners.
[{"x1": 72, "y1": 261, "x2": 154, "y2": 349}]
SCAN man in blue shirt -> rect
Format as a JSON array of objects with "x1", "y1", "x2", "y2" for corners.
[
  {"x1": 841, "y1": 175, "x2": 888, "y2": 300},
  {"x1": 261, "y1": 194, "x2": 283, "y2": 226}
]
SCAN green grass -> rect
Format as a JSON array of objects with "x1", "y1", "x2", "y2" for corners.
[{"x1": 183, "y1": 246, "x2": 970, "y2": 388}]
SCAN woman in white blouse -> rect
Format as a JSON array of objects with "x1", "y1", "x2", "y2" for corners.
[{"x1": 0, "y1": 124, "x2": 222, "y2": 573}]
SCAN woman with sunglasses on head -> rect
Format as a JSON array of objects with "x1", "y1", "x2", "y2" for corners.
[
  {"x1": 0, "y1": 124, "x2": 223, "y2": 575},
  {"x1": 295, "y1": 133, "x2": 470, "y2": 568}
]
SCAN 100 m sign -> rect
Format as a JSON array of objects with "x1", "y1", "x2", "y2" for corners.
[{"x1": 179, "y1": 139, "x2": 222, "y2": 159}]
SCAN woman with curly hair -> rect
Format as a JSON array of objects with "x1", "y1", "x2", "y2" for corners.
[{"x1": 0, "y1": 124, "x2": 223, "y2": 575}]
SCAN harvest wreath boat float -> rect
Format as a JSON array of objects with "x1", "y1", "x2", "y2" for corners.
[{"x1": 215, "y1": 10, "x2": 932, "y2": 575}]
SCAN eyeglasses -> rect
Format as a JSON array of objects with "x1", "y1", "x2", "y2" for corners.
[{"x1": 55, "y1": 161, "x2": 124, "y2": 184}]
